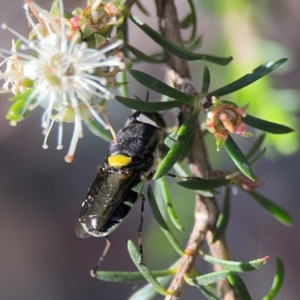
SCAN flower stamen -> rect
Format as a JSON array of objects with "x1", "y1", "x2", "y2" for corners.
[{"x1": 1, "y1": 0, "x2": 125, "y2": 161}]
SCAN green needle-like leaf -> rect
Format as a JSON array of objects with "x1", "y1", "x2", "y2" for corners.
[
  {"x1": 6, "y1": 98, "x2": 28, "y2": 122},
  {"x1": 202, "y1": 253, "x2": 269, "y2": 272},
  {"x1": 131, "y1": 15, "x2": 232, "y2": 65},
  {"x1": 228, "y1": 273, "x2": 252, "y2": 300},
  {"x1": 127, "y1": 240, "x2": 171, "y2": 296},
  {"x1": 248, "y1": 147, "x2": 266, "y2": 166},
  {"x1": 135, "y1": 0, "x2": 149, "y2": 16},
  {"x1": 201, "y1": 66, "x2": 211, "y2": 93},
  {"x1": 224, "y1": 136, "x2": 255, "y2": 181},
  {"x1": 159, "y1": 177, "x2": 185, "y2": 231},
  {"x1": 129, "y1": 259, "x2": 181, "y2": 300},
  {"x1": 186, "y1": 272, "x2": 221, "y2": 299},
  {"x1": 213, "y1": 185, "x2": 230, "y2": 242},
  {"x1": 246, "y1": 191, "x2": 293, "y2": 226},
  {"x1": 147, "y1": 186, "x2": 184, "y2": 255},
  {"x1": 180, "y1": 14, "x2": 192, "y2": 29},
  {"x1": 186, "y1": 270, "x2": 231, "y2": 286},
  {"x1": 129, "y1": 69, "x2": 196, "y2": 104},
  {"x1": 164, "y1": 131, "x2": 178, "y2": 149},
  {"x1": 9, "y1": 90, "x2": 32, "y2": 102},
  {"x1": 154, "y1": 106, "x2": 200, "y2": 180},
  {"x1": 94, "y1": 269, "x2": 173, "y2": 282},
  {"x1": 263, "y1": 257, "x2": 284, "y2": 300},
  {"x1": 198, "y1": 286, "x2": 221, "y2": 300},
  {"x1": 127, "y1": 45, "x2": 165, "y2": 63},
  {"x1": 243, "y1": 115, "x2": 294, "y2": 134},
  {"x1": 129, "y1": 275, "x2": 173, "y2": 300},
  {"x1": 115, "y1": 95, "x2": 181, "y2": 112},
  {"x1": 210, "y1": 58, "x2": 288, "y2": 96},
  {"x1": 173, "y1": 163, "x2": 218, "y2": 197},
  {"x1": 84, "y1": 119, "x2": 112, "y2": 142},
  {"x1": 246, "y1": 134, "x2": 266, "y2": 159},
  {"x1": 186, "y1": 36, "x2": 202, "y2": 51},
  {"x1": 184, "y1": 0, "x2": 197, "y2": 43},
  {"x1": 180, "y1": 0, "x2": 197, "y2": 43},
  {"x1": 164, "y1": 130, "x2": 194, "y2": 162},
  {"x1": 177, "y1": 178, "x2": 229, "y2": 190}
]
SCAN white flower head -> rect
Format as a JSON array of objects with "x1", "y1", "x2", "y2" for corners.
[
  {"x1": 0, "y1": 40, "x2": 25, "y2": 95},
  {"x1": 0, "y1": 0, "x2": 125, "y2": 162}
]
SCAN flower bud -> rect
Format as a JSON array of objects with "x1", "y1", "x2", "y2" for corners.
[{"x1": 205, "y1": 97, "x2": 253, "y2": 150}]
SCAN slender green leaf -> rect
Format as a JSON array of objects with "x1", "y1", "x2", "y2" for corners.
[
  {"x1": 224, "y1": 136, "x2": 255, "y2": 181},
  {"x1": 213, "y1": 185, "x2": 230, "y2": 242},
  {"x1": 129, "y1": 275, "x2": 173, "y2": 300},
  {"x1": 84, "y1": 119, "x2": 112, "y2": 142},
  {"x1": 184, "y1": 0, "x2": 197, "y2": 43},
  {"x1": 165, "y1": 130, "x2": 194, "y2": 162},
  {"x1": 173, "y1": 163, "x2": 217, "y2": 197},
  {"x1": 201, "y1": 66, "x2": 211, "y2": 94},
  {"x1": 228, "y1": 147, "x2": 266, "y2": 179},
  {"x1": 159, "y1": 177, "x2": 185, "y2": 231},
  {"x1": 180, "y1": 0, "x2": 197, "y2": 43},
  {"x1": 6, "y1": 98, "x2": 28, "y2": 122},
  {"x1": 147, "y1": 186, "x2": 184, "y2": 255},
  {"x1": 131, "y1": 15, "x2": 233, "y2": 65},
  {"x1": 173, "y1": 162, "x2": 190, "y2": 178},
  {"x1": 131, "y1": 52, "x2": 165, "y2": 64},
  {"x1": 9, "y1": 90, "x2": 32, "y2": 102},
  {"x1": 210, "y1": 58, "x2": 288, "y2": 96},
  {"x1": 246, "y1": 191, "x2": 293, "y2": 226},
  {"x1": 154, "y1": 106, "x2": 200, "y2": 180},
  {"x1": 135, "y1": 0, "x2": 149, "y2": 16},
  {"x1": 164, "y1": 131, "x2": 178, "y2": 149},
  {"x1": 249, "y1": 147, "x2": 266, "y2": 166},
  {"x1": 115, "y1": 95, "x2": 181, "y2": 112},
  {"x1": 177, "y1": 178, "x2": 229, "y2": 190},
  {"x1": 180, "y1": 14, "x2": 192, "y2": 29},
  {"x1": 263, "y1": 257, "x2": 284, "y2": 300},
  {"x1": 127, "y1": 240, "x2": 171, "y2": 296},
  {"x1": 243, "y1": 115, "x2": 294, "y2": 134},
  {"x1": 127, "y1": 45, "x2": 165, "y2": 63},
  {"x1": 198, "y1": 286, "x2": 221, "y2": 300},
  {"x1": 94, "y1": 269, "x2": 174, "y2": 282},
  {"x1": 202, "y1": 253, "x2": 269, "y2": 272},
  {"x1": 228, "y1": 273, "x2": 252, "y2": 300},
  {"x1": 188, "y1": 269, "x2": 220, "y2": 298},
  {"x1": 129, "y1": 69, "x2": 196, "y2": 104},
  {"x1": 129, "y1": 259, "x2": 180, "y2": 300},
  {"x1": 246, "y1": 134, "x2": 266, "y2": 159},
  {"x1": 186, "y1": 270, "x2": 231, "y2": 286},
  {"x1": 185, "y1": 35, "x2": 202, "y2": 51},
  {"x1": 117, "y1": 71, "x2": 129, "y2": 97}
]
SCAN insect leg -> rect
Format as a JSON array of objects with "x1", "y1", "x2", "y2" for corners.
[
  {"x1": 91, "y1": 236, "x2": 111, "y2": 277},
  {"x1": 137, "y1": 193, "x2": 145, "y2": 264},
  {"x1": 102, "y1": 105, "x2": 117, "y2": 141}
]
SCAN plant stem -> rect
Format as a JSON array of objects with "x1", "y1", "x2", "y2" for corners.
[{"x1": 155, "y1": 0, "x2": 237, "y2": 299}]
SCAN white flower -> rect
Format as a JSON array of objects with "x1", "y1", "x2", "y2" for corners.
[
  {"x1": 0, "y1": 0, "x2": 124, "y2": 162},
  {"x1": 0, "y1": 40, "x2": 24, "y2": 95}
]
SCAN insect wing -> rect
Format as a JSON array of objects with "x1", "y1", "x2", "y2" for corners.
[
  {"x1": 76, "y1": 165, "x2": 144, "y2": 238},
  {"x1": 75, "y1": 167, "x2": 126, "y2": 238}
]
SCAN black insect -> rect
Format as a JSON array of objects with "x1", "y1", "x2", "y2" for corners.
[{"x1": 75, "y1": 111, "x2": 166, "y2": 273}]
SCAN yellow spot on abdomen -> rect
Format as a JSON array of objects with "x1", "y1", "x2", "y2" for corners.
[{"x1": 108, "y1": 155, "x2": 132, "y2": 167}]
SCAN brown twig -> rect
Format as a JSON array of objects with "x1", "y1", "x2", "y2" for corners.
[{"x1": 154, "y1": 0, "x2": 237, "y2": 299}]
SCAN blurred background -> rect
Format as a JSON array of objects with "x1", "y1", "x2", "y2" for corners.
[{"x1": 0, "y1": 0, "x2": 299, "y2": 299}]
